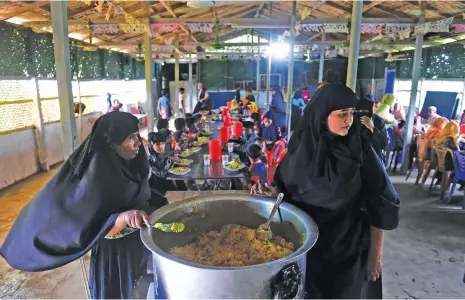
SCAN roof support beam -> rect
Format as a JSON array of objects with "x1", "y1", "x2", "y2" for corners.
[
  {"x1": 23, "y1": 17, "x2": 465, "y2": 27},
  {"x1": 0, "y1": 1, "x2": 49, "y2": 21},
  {"x1": 158, "y1": 0, "x2": 200, "y2": 45}
]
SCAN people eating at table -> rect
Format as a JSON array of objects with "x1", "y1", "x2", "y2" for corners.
[
  {"x1": 260, "y1": 111, "x2": 283, "y2": 144},
  {"x1": 242, "y1": 121, "x2": 257, "y2": 149},
  {"x1": 148, "y1": 132, "x2": 178, "y2": 195},
  {"x1": 247, "y1": 144, "x2": 268, "y2": 189},
  {"x1": 254, "y1": 137, "x2": 268, "y2": 165}
]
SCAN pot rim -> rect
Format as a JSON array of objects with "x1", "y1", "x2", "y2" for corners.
[{"x1": 141, "y1": 193, "x2": 319, "y2": 270}]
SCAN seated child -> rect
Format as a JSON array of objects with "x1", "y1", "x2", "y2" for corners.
[
  {"x1": 158, "y1": 128, "x2": 172, "y2": 155},
  {"x1": 247, "y1": 144, "x2": 268, "y2": 190},
  {"x1": 254, "y1": 137, "x2": 268, "y2": 165},
  {"x1": 241, "y1": 106, "x2": 252, "y2": 121},
  {"x1": 251, "y1": 112, "x2": 262, "y2": 134},
  {"x1": 156, "y1": 118, "x2": 169, "y2": 132},
  {"x1": 175, "y1": 117, "x2": 195, "y2": 142},
  {"x1": 259, "y1": 111, "x2": 282, "y2": 144},
  {"x1": 242, "y1": 121, "x2": 257, "y2": 149},
  {"x1": 186, "y1": 116, "x2": 198, "y2": 136},
  {"x1": 148, "y1": 132, "x2": 178, "y2": 194},
  {"x1": 231, "y1": 99, "x2": 239, "y2": 110},
  {"x1": 173, "y1": 130, "x2": 189, "y2": 151}
]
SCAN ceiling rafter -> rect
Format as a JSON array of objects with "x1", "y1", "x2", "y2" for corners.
[{"x1": 0, "y1": 1, "x2": 48, "y2": 21}]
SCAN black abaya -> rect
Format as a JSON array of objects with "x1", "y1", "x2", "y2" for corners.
[
  {"x1": 275, "y1": 84, "x2": 399, "y2": 298},
  {"x1": 1, "y1": 112, "x2": 164, "y2": 299}
]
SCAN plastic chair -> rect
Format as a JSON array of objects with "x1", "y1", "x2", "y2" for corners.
[
  {"x1": 448, "y1": 150, "x2": 465, "y2": 203},
  {"x1": 267, "y1": 149, "x2": 288, "y2": 184},
  {"x1": 385, "y1": 127, "x2": 403, "y2": 173},
  {"x1": 405, "y1": 136, "x2": 430, "y2": 184},
  {"x1": 428, "y1": 145, "x2": 453, "y2": 201},
  {"x1": 265, "y1": 139, "x2": 286, "y2": 167}
]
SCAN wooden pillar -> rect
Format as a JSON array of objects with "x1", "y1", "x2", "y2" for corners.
[
  {"x1": 76, "y1": 79, "x2": 84, "y2": 143},
  {"x1": 188, "y1": 53, "x2": 193, "y2": 114},
  {"x1": 174, "y1": 40, "x2": 180, "y2": 115},
  {"x1": 31, "y1": 77, "x2": 49, "y2": 171},
  {"x1": 144, "y1": 34, "x2": 154, "y2": 131},
  {"x1": 346, "y1": 0, "x2": 363, "y2": 91},
  {"x1": 50, "y1": 0, "x2": 78, "y2": 159},
  {"x1": 285, "y1": 1, "x2": 297, "y2": 140}
]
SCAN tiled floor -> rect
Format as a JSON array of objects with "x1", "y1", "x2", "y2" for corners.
[{"x1": 0, "y1": 170, "x2": 464, "y2": 298}]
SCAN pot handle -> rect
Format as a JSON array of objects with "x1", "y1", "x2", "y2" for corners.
[{"x1": 272, "y1": 263, "x2": 303, "y2": 299}]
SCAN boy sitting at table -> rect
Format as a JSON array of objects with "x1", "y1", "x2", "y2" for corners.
[
  {"x1": 148, "y1": 132, "x2": 180, "y2": 194},
  {"x1": 246, "y1": 144, "x2": 268, "y2": 190},
  {"x1": 254, "y1": 137, "x2": 268, "y2": 165},
  {"x1": 175, "y1": 117, "x2": 195, "y2": 142}
]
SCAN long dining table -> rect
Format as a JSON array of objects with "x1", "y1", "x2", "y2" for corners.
[{"x1": 166, "y1": 119, "x2": 246, "y2": 190}]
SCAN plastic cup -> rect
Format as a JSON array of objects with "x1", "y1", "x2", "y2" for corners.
[
  {"x1": 228, "y1": 142, "x2": 234, "y2": 153},
  {"x1": 222, "y1": 155, "x2": 229, "y2": 166},
  {"x1": 203, "y1": 154, "x2": 211, "y2": 166}
]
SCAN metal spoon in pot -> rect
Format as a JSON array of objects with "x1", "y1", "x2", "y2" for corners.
[{"x1": 256, "y1": 193, "x2": 284, "y2": 241}]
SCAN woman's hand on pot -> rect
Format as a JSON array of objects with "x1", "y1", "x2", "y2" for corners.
[
  {"x1": 366, "y1": 256, "x2": 382, "y2": 282},
  {"x1": 119, "y1": 210, "x2": 151, "y2": 229},
  {"x1": 361, "y1": 116, "x2": 374, "y2": 133}
]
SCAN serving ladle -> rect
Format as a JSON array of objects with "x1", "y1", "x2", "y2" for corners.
[{"x1": 256, "y1": 193, "x2": 284, "y2": 241}]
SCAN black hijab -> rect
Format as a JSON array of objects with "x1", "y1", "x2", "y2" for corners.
[
  {"x1": 1, "y1": 112, "x2": 151, "y2": 271},
  {"x1": 277, "y1": 84, "x2": 361, "y2": 194}
]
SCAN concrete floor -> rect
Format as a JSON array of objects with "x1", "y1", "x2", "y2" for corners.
[{"x1": 0, "y1": 170, "x2": 464, "y2": 298}]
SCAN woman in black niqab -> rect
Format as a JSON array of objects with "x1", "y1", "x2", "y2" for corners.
[
  {"x1": 274, "y1": 84, "x2": 399, "y2": 298},
  {"x1": 0, "y1": 112, "x2": 164, "y2": 299}
]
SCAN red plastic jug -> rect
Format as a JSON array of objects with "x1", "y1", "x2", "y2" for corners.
[
  {"x1": 219, "y1": 126, "x2": 230, "y2": 144},
  {"x1": 209, "y1": 139, "x2": 222, "y2": 160},
  {"x1": 222, "y1": 107, "x2": 228, "y2": 116},
  {"x1": 233, "y1": 121, "x2": 243, "y2": 137},
  {"x1": 223, "y1": 115, "x2": 231, "y2": 126},
  {"x1": 226, "y1": 101, "x2": 232, "y2": 109}
]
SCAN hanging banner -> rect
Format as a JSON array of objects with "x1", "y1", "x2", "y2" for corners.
[
  {"x1": 360, "y1": 23, "x2": 384, "y2": 34},
  {"x1": 454, "y1": 24, "x2": 465, "y2": 33},
  {"x1": 118, "y1": 24, "x2": 146, "y2": 34},
  {"x1": 301, "y1": 24, "x2": 321, "y2": 32},
  {"x1": 92, "y1": 24, "x2": 119, "y2": 34},
  {"x1": 187, "y1": 23, "x2": 214, "y2": 33},
  {"x1": 154, "y1": 45, "x2": 174, "y2": 54},
  {"x1": 152, "y1": 23, "x2": 179, "y2": 34},
  {"x1": 322, "y1": 24, "x2": 348, "y2": 33},
  {"x1": 385, "y1": 24, "x2": 413, "y2": 33},
  {"x1": 181, "y1": 42, "x2": 197, "y2": 52},
  {"x1": 415, "y1": 17, "x2": 453, "y2": 35}
]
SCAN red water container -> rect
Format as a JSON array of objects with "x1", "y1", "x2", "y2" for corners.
[
  {"x1": 226, "y1": 101, "x2": 232, "y2": 108},
  {"x1": 223, "y1": 115, "x2": 231, "y2": 126},
  {"x1": 222, "y1": 107, "x2": 229, "y2": 116},
  {"x1": 209, "y1": 139, "x2": 222, "y2": 160},
  {"x1": 233, "y1": 121, "x2": 243, "y2": 137},
  {"x1": 219, "y1": 126, "x2": 230, "y2": 144}
]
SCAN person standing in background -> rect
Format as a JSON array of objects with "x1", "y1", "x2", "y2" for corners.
[
  {"x1": 179, "y1": 88, "x2": 186, "y2": 117},
  {"x1": 157, "y1": 89, "x2": 172, "y2": 119},
  {"x1": 193, "y1": 82, "x2": 212, "y2": 114},
  {"x1": 270, "y1": 86, "x2": 286, "y2": 131},
  {"x1": 106, "y1": 93, "x2": 112, "y2": 112}
]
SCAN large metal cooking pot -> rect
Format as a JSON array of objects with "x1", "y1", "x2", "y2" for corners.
[{"x1": 141, "y1": 194, "x2": 318, "y2": 299}]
